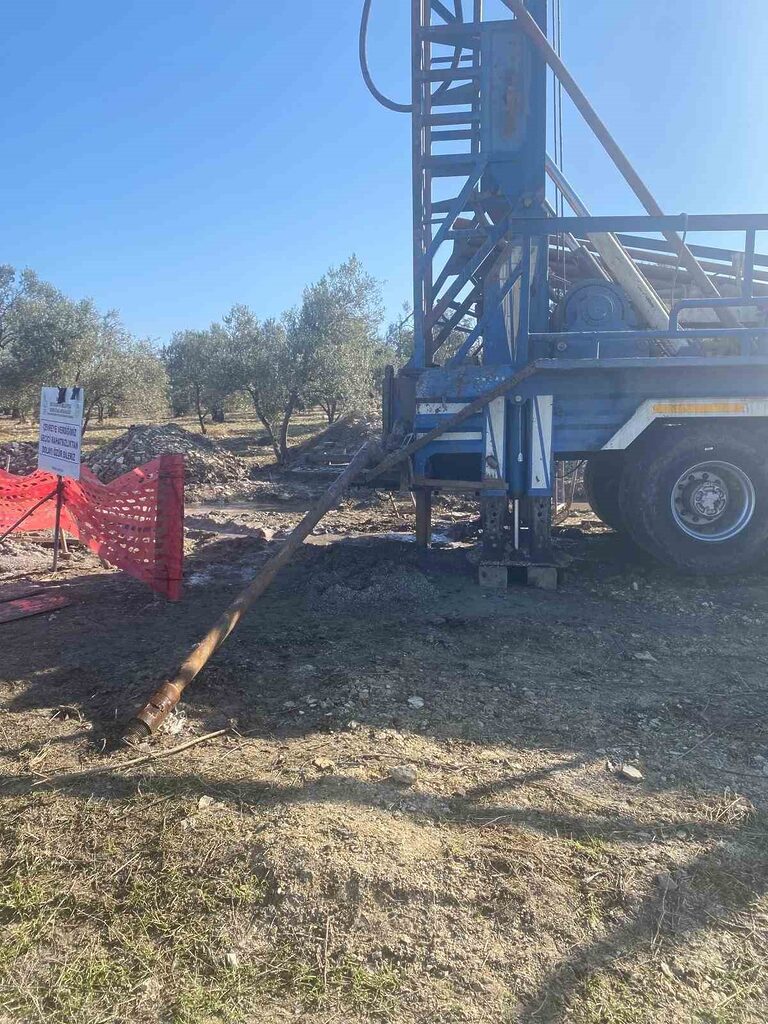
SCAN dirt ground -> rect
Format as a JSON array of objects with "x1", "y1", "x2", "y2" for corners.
[{"x1": 1, "y1": 414, "x2": 767, "y2": 1023}]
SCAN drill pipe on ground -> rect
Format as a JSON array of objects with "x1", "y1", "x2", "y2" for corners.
[{"x1": 122, "y1": 440, "x2": 377, "y2": 743}]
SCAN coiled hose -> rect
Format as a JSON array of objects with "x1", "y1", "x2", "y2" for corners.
[{"x1": 359, "y1": 0, "x2": 464, "y2": 114}]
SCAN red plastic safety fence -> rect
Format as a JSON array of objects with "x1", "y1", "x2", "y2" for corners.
[{"x1": 0, "y1": 455, "x2": 185, "y2": 600}]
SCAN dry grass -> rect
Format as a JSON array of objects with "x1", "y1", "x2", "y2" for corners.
[
  {"x1": 1, "y1": 422, "x2": 768, "y2": 1022},
  {"x1": 2, "y1": 726, "x2": 766, "y2": 1023},
  {"x1": 0, "y1": 794, "x2": 402, "y2": 1023},
  {"x1": 0, "y1": 408, "x2": 330, "y2": 460}
]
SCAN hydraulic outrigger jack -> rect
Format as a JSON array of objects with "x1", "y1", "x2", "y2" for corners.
[{"x1": 478, "y1": 496, "x2": 558, "y2": 591}]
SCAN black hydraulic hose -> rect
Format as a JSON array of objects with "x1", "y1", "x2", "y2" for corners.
[
  {"x1": 359, "y1": 0, "x2": 464, "y2": 114},
  {"x1": 359, "y1": 0, "x2": 412, "y2": 113}
]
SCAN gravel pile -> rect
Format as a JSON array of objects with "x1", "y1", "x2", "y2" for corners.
[
  {"x1": 0, "y1": 442, "x2": 39, "y2": 475},
  {"x1": 87, "y1": 424, "x2": 249, "y2": 488},
  {"x1": 0, "y1": 537, "x2": 56, "y2": 575}
]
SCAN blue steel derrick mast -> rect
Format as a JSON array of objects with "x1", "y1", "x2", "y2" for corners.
[
  {"x1": 407, "y1": 0, "x2": 552, "y2": 568},
  {"x1": 364, "y1": 0, "x2": 768, "y2": 581}
]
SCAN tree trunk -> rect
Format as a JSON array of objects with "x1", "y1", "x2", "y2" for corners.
[
  {"x1": 82, "y1": 404, "x2": 96, "y2": 437},
  {"x1": 193, "y1": 386, "x2": 207, "y2": 434},
  {"x1": 278, "y1": 396, "x2": 297, "y2": 465},
  {"x1": 247, "y1": 389, "x2": 281, "y2": 463}
]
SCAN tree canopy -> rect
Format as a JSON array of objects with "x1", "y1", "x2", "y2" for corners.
[
  {"x1": 165, "y1": 254, "x2": 390, "y2": 461},
  {"x1": 0, "y1": 265, "x2": 168, "y2": 431},
  {"x1": 0, "y1": 254, "x2": 396, "y2": 461}
]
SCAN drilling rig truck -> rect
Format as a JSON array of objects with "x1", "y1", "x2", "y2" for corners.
[{"x1": 361, "y1": 0, "x2": 768, "y2": 585}]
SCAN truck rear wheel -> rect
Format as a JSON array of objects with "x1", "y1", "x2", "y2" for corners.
[
  {"x1": 583, "y1": 456, "x2": 625, "y2": 532},
  {"x1": 618, "y1": 424, "x2": 768, "y2": 574}
]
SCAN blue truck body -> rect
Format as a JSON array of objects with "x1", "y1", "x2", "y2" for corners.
[{"x1": 376, "y1": 0, "x2": 768, "y2": 576}]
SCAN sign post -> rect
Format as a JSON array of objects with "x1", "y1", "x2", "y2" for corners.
[
  {"x1": 51, "y1": 476, "x2": 65, "y2": 571},
  {"x1": 37, "y1": 387, "x2": 84, "y2": 570}
]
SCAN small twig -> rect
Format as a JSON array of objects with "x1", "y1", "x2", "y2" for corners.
[
  {"x1": 387, "y1": 492, "x2": 405, "y2": 521},
  {"x1": 699, "y1": 765, "x2": 768, "y2": 780},
  {"x1": 673, "y1": 731, "x2": 716, "y2": 760},
  {"x1": 322, "y1": 914, "x2": 332, "y2": 996},
  {"x1": 651, "y1": 887, "x2": 668, "y2": 951},
  {"x1": 108, "y1": 852, "x2": 142, "y2": 879},
  {"x1": 30, "y1": 728, "x2": 230, "y2": 787},
  {"x1": 196, "y1": 838, "x2": 225, "y2": 875}
]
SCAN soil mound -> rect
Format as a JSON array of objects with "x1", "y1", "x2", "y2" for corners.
[{"x1": 86, "y1": 423, "x2": 249, "y2": 487}]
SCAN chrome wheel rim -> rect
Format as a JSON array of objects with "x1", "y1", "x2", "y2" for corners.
[{"x1": 670, "y1": 460, "x2": 755, "y2": 542}]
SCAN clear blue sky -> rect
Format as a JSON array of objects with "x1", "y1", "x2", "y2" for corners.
[{"x1": 2, "y1": 0, "x2": 767, "y2": 343}]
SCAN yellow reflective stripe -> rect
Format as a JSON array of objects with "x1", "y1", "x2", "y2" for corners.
[{"x1": 651, "y1": 402, "x2": 747, "y2": 415}]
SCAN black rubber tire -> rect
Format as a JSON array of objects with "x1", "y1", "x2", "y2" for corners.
[
  {"x1": 583, "y1": 455, "x2": 625, "y2": 532},
  {"x1": 618, "y1": 423, "x2": 768, "y2": 574}
]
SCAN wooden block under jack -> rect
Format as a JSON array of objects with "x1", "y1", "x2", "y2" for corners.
[
  {"x1": 479, "y1": 562, "x2": 561, "y2": 591},
  {"x1": 524, "y1": 564, "x2": 560, "y2": 591}
]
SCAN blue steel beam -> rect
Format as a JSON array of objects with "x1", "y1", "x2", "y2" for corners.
[
  {"x1": 430, "y1": 214, "x2": 514, "y2": 324},
  {"x1": 501, "y1": 0, "x2": 738, "y2": 328},
  {"x1": 744, "y1": 230, "x2": 756, "y2": 298},
  {"x1": 432, "y1": 287, "x2": 480, "y2": 352},
  {"x1": 448, "y1": 263, "x2": 524, "y2": 365},
  {"x1": 531, "y1": 328, "x2": 768, "y2": 343},
  {"x1": 513, "y1": 214, "x2": 768, "y2": 235},
  {"x1": 431, "y1": 0, "x2": 458, "y2": 22},
  {"x1": 423, "y1": 160, "x2": 486, "y2": 262}
]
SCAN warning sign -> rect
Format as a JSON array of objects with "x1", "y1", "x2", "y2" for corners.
[{"x1": 38, "y1": 387, "x2": 84, "y2": 480}]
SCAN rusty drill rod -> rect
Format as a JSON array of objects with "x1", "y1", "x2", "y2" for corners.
[
  {"x1": 122, "y1": 441, "x2": 376, "y2": 743},
  {"x1": 502, "y1": 0, "x2": 737, "y2": 328}
]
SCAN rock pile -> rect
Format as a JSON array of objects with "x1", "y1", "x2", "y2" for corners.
[
  {"x1": 0, "y1": 537, "x2": 57, "y2": 575},
  {"x1": 0, "y1": 442, "x2": 39, "y2": 475},
  {"x1": 87, "y1": 424, "x2": 249, "y2": 488}
]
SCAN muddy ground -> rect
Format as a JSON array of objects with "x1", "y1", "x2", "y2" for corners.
[{"x1": 1, "y1": 478, "x2": 767, "y2": 1023}]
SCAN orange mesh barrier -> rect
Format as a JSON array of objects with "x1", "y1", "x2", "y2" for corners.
[{"x1": 0, "y1": 455, "x2": 184, "y2": 600}]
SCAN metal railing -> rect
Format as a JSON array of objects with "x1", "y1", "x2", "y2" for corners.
[{"x1": 512, "y1": 214, "x2": 768, "y2": 363}]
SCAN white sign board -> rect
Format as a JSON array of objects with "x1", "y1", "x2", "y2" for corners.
[{"x1": 38, "y1": 387, "x2": 84, "y2": 480}]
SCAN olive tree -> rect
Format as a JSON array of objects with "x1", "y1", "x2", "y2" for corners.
[
  {"x1": 296, "y1": 256, "x2": 385, "y2": 423},
  {"x1": 72, "y1": 325, "x2": 169, "y2": 434},
  {"x1": 0, "y1": 268, "x2": 168, "y2": 429},
  {"x1": 0, "y1": 271, "x2": 88, "y2": 414},
  {"x1": 221, "y1": 305, "x2": 295, "y2": 462},
  {"x1": 164, "y1": 328, "x2": 229, "y2": 434},
  {"x1": 385, "y1": 303, "x2": 415, "y2": 367}
]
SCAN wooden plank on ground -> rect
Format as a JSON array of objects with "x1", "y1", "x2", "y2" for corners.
[
  {"x1": 0, "y1": 594, "x2": 72, "y2": 624},
  {"x1": 0, "y1": 584, "x2": 45, "y2": 604},
  {"x1": 22, "y1": 532, "x2": 78, "y2": 552}
]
